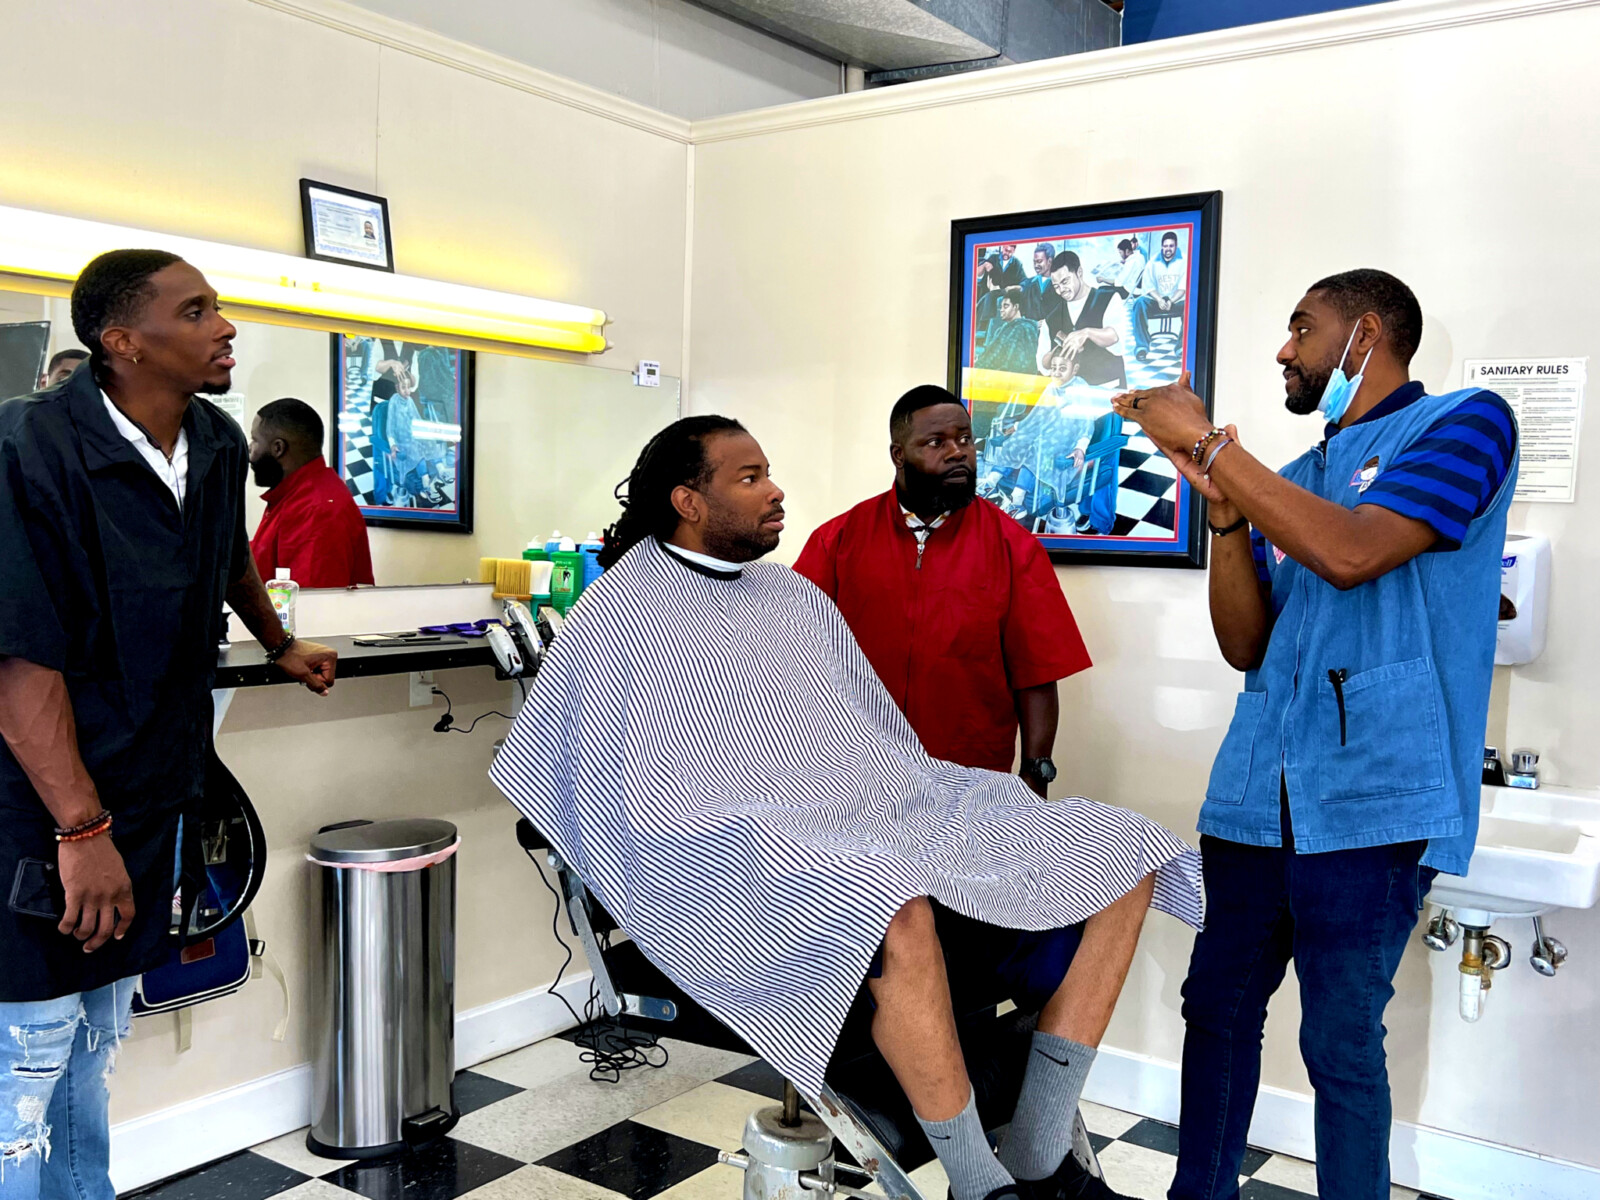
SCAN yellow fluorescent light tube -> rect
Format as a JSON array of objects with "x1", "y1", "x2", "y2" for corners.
[{"x1": 0, "y1": 204, "x2": 609, "y2": 354}]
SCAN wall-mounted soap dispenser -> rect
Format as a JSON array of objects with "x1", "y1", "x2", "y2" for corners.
[{"x1": 1495, "y1": 533, "x2": 1551, "y2": 666}]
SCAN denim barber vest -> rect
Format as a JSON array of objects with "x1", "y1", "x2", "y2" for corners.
[{"x1": 1199, "y1": 388, "x2": 1517, "y2": 874}]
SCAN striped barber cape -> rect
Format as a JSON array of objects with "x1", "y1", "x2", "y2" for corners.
[{"x1": 489, "y1": 536, "x2": 1202, "y2": 1099}]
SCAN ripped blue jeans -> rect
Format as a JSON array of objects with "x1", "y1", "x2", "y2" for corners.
[{"x1": 0, "y1": 979, "x2": 134, "y2": 1199}]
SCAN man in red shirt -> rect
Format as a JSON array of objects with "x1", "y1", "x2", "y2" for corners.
[
  {"x1": 249, "y1": 397, "x2": 375, "y2": 588},
  {"x1": 794, "y1": 384, "x2": 1090, "y2": 793}
]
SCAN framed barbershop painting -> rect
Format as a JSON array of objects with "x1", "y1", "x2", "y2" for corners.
[
  {"x1": 330, "y1": 334, "x2": 475, "y2": 533},
  {"x1": 948, "y1": 191, "x2": 1222, "y2": 568}
]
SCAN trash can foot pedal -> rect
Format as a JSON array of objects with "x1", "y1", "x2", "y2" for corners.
[{"x1": 403, "y1": 1106, "x2": 460, "y2": 1146}]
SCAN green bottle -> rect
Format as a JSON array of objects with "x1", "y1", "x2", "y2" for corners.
[{"x1": 550, "y1": 551, "x2": 585, "y2": 613}]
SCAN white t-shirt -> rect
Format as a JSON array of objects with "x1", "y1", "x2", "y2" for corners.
[
  {"x1": 662, "y1": 541, "x2": 743, "y2": 573},
  {"x1": 101, "y1": 391, "x2": 188, "y2": 508}
]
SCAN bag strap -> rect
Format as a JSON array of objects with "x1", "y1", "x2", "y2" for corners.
[{"x1": 245, "y1": 907, "x2": 291, "y2": 1043}]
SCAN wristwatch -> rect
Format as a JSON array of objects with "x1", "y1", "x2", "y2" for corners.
[{"x1": 1021, "y1": 757, "x2": 1058, "y2": 785}]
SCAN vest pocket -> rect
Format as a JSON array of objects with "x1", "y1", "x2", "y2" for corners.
[
  {"x1": 1316, "y1": 657, "x2": 1446, "y2": 803},
  {"x1": 1205, "y1": 691, "x2": 1267, "y2": 805}
]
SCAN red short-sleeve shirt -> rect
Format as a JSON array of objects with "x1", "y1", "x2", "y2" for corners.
[
  {"x1": 251, "y1": 457, "x2": 375, "y2": 589},
  {"x1": 794, "y1": 490, "x2": 1090, "y2": 771}
]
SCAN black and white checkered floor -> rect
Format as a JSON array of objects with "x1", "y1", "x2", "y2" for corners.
[{"x1": 124, "y1": 1029, "x2": 1442, "y2": 1200}]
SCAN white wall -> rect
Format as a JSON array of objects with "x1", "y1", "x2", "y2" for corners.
[
  {"x1": 0, "y1": 0, "x2": 688, "y2": 376},
  {"x1": 337, "y1": 0, "x2": 843, "y2": 119},
  {"x1": 684, "y1": 0, "x2": 1600, "y2": 1172}
]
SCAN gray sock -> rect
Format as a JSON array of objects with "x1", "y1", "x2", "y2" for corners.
[
  {"x1": 998, "y1": 1031, "x2": 1097, "y2": 1181},
  {"x1": 916, "y1": 1087, "x2": 1014, "y2": 1200}
]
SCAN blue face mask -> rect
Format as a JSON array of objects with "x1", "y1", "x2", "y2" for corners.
[{"x1": 1318, "y1": 323, "x2": 1374, "y2": 424}]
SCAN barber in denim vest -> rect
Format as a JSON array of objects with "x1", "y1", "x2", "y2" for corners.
[{"x1": 1113, "y1": 269, "x2": 1517, "y2": 1200}]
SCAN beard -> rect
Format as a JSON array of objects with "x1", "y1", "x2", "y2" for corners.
[
  {"x1": 250, "y1": 454, "x2": 285, "y2": 489},
  {"x1": 701, "y1": 502, "x2": 783, "y2": 563},
  {"x1": 1283, "y1": 362, "x2": 1332, "y2": 415},
  {"x1": 900, "y1": 462, "x2": 977, "y2": 515}
]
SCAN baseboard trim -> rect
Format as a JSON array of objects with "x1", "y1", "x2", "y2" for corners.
[
  {"x1": 1085, "y1": 1046, "x2": 1599, "y2": 1200},
  {"x1": 108, "y1": 970, "x2": 593, "y2": 1194}
]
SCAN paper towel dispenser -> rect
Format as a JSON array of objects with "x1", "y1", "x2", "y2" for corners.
[{"x1": 1495, "y1": 533, "x2": 1550, "y2": 665}]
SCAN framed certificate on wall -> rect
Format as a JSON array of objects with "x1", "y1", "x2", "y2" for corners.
[{"x1": 299, "y1": 178, "x2": 394, "y2": 272}]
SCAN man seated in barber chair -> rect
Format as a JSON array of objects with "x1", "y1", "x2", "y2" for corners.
[{"x1": 492, "y1": 416, "x2": 1202, "y2": 1200}]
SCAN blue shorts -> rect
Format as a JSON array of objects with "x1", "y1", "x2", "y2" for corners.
[{"x1": 867, "y1": 900, "x2": 1084, "y2": 1014}]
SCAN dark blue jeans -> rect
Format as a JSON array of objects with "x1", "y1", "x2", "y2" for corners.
[{"x1": 1169, "y1": 829, "x2": 1433, "y2": 1200}]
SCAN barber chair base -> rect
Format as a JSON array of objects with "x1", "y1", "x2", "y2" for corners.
[{"x1": 721, "y1": 1106, "x2": 839, "y2": 1200}]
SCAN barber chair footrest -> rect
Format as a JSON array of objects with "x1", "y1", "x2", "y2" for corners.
[{"x1": 622, "y1": 993, "x2": 678, "y2": 1022}]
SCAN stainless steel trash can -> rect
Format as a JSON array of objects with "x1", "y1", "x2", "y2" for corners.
[{"x1": 307, "y1": 818, "x2": 460, "y2": 1158}]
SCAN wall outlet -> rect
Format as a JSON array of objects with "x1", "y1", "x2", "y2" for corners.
[
  {"x1": 634, "y1": 359, "x2": 661, "y2": 387},
  {"x1": 409, "y1": 671, "x2": 436, "y2": 707}
]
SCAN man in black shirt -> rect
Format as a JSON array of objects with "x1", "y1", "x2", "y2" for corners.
[{"x1": 0, "y1": 250, "x2": 336, "y2": 1198}]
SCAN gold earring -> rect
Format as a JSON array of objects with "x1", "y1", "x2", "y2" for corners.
[{"x1": 132, "y1": 354, "x2": 141, "y2": 364}]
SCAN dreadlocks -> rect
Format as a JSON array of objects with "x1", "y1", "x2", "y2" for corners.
[{"x1": 598, "y1": 415, "x2": 748, "y2": 570}]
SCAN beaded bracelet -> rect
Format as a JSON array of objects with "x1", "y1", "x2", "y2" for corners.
[
  {"x1": 56, "y1": 811, "x2": 113, "y2": 843},
  {"x1": 1191, "y1": 428, "x2": 1227, "y2": 464}
]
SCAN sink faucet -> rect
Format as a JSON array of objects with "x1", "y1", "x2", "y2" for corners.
[{"x1": 1506, "y1": 748, "x2": 1541, "y2": 789}]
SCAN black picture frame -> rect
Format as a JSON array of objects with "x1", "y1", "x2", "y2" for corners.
[
  {"x1": 948, "y1": 191, "x2": 1222, "y2": 568},
  {"x1": 329, "y1": 334, "x2": 475, "y2": 533},
  {"x1": 299, "y1": 178, "x2": 395, "y2": 273}
]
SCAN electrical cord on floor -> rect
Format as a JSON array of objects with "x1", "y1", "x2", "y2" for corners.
[
  {"x1": 524, "y1": 845, "x2": 668, "y2": 1084},
  {"x1": 431, "y1": 686, "x2": 515, "y2": 734}
]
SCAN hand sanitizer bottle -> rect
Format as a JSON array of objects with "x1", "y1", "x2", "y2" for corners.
[{"x1": 267, "y1": 567, "x2": 298, "y2": 636}]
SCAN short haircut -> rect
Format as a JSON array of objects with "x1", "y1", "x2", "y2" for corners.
[
  {"x1": 1000, "y1": 286, "x2": 1024, "y2": 309},
  {"x1": 1033, "y1": 242, "x2": 1055, "y2": 259},
  {"x1": 890, "y1": 384, "x2": 966, "y2": 441},
  {"x1": 1307, "y1": 268, "x2": 1424, "y2": 364},
  {"x1": 1116, "y1": 238, "x2": 1133, "y2": 253},
  {"x1": 370, "y1": 376, "x2": 398, "y2": 401},
  {"x1": 70, "y1": 249, "x2": 184, "y2": 372},
  {"x1": 1050, "y1": 250, "x2": 1081, "y2": 274},
  {"x1": 255, "y1": 397, "x2": 325, "y2": 454},
  {"x1": 1161, "y1": 231, "x2": 1178, "y2": 245},
  {"x1": 47, "y1": 348, "x2": 89, "y2": 373}
]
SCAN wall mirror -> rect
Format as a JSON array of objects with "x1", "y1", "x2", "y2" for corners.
[{"x1": 1, "y1": 289, "x2": 679, "y2": 587}]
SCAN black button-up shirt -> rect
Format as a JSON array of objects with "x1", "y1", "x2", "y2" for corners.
[{"x1": 0, "y1": 366, "x2": 250, "y2": 1000}]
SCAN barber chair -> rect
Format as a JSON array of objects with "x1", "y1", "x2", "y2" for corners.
[
  {"x1": 1021, "y1": 410, "x2": 1129, "y2": 537},
  {"x1": 514, "y1": 819, "x2": 1102, "y2": 1200}
]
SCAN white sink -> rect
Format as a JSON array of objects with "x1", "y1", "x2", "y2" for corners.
[{"x1": 1429, "y1": 784, "x2": 1600, "y2": 920}]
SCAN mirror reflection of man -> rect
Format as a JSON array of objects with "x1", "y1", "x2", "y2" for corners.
[
  {"x1": 39, "y1": 348, "x2": 88, "y2": 390},
  {"x1": 0, "y1": 250, "x2": 337, "y2": 1200},
  {"x1": 1040, "y1": 251, "x2": 1128, "y2": 389},
  {"x1": 249, "y1": 397, "x2": 374, "y2": 588}
]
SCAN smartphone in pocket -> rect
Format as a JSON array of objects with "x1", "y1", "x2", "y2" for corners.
[{"x1": 9, "y1": 857, "x2": 66, "y2": 921}]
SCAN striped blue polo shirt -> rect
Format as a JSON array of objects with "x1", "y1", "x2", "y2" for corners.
[{"x1": 1252, "y1": 381, "x2": 1518, "y2": 579}]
